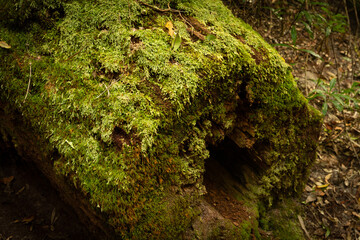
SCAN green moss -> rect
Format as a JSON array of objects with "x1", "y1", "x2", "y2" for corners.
[
  {"x1": 209, "y1": 220, "x2": 260, "y2": 240},
  {"x1": 259, "y1": 200, "x2": 305, "y2": 240},
  {"x1": 0, "y1": 0, "x2": 64, "y2": 26},
  {"x1": 0, "y1": 0, "x2": 321, "y2": 237}
]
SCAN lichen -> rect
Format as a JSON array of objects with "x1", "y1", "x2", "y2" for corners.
[{"x1": 0, "y1": 0, "x2": 322, "y2": 238}]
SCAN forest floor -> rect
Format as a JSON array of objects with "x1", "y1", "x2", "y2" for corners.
[{"x1": 231, "y1": 2, "x2": 360, "y2": 239}]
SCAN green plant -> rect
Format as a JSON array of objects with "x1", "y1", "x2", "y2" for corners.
[
  {"x1": 296, "y1": 1, "x2": 347, "y2": 51},
  {"x1": 307, "y1": 78, "x2": 360, "y2": 115},
  {"x1": 276, "y1": 1, "x2": 348, "y2": 56}
]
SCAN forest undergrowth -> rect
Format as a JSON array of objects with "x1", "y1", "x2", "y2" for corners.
[{"x1": 230, "y1": 0, "x2": 360, "y2": 239}]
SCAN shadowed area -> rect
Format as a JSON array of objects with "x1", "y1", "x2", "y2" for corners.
[{"x1": 0, "y1": 139, "x2": 95, "y2": 240}]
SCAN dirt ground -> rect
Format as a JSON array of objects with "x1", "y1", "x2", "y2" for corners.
[{"x1": 0, "y1": 142, "x2": 95, "y2": 240}]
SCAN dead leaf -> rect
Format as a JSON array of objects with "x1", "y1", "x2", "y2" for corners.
[
  {"x1": 340, "y1": 164, "x2": 347, "y2": 171},
  {"x1": 305, "y1": 192, "x2": 317, "y2": 203},
  {"x1": 314, "y1": 228, "x2": 325, "y2": 236},
  {"x1": 0, "y1": 41, "x2": 11, "y2": 49},
  {"x1": 352, "y1": 212, "x2": 360, "y2": 219},
  {"x1": 315, "y1": 188, "x2": 325, "y2": 196},
  {"x1": 1, "y1": 176, "x2": 14, "y2": 185},
  {"x1": 51, "y1": 208, "x2": 57, "y2": 225},
  {"x1": 22, "y1": 216, "x2": 35, "y2": 223},
  {"x1": 305, "y1": 185, "x2": 313, "y2": 192},
  {"x1": 324, "y1": 173, "x2": 332, "y2": 184},
  {"x1": 165, "y1": 21, "x2": 175, "y2": 37}
]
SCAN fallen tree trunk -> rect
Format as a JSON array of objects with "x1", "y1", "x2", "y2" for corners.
[{"x1": 0, "y1": 0, "x2": 322, "y2": 238}]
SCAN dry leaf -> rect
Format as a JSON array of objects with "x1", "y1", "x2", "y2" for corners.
[
  {"x1": 315, "y1": 189, "x2": 325, "y2": 196},
  {"x1": 334, "y1": 126, "x2": 343, "y2": 131},
  {"x1": 305, "y1": 185, "x2": 313, "y2": 192},
  {"x1": 165, "y1": 21, "x2": 175, "y2": 37},
  {"x1": 22, "y1": 216, "x2": 35, "y2": 223},
  {"x1": 0, "y1": 41, "x2": 11, "y2": 49},
  {"x1": 305, "y1": 192, "x2": 317, "y2": 203},
  {"x1": 51, "y1": 208, "x2": 56, "y2": 225},
  {"x1": 314, "y1": 228, "x2": 325, "y2": 235},
  {"x1": 325, "y1": 173, "x2": 332, "y2": 184},
  {"x1": 1, "y1": 176, "x2": 14, "y2": 185},
  {"x1": 352, "y1": 212, "x2": 360, "y2": 218}
]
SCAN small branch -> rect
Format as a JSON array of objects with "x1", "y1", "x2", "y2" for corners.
[
  {"x1": 298, "y1": 215, "x2": 312, "y2": 240},
  {"x1": 95, "y1": 76, "x2": 122, "y2": 99},
  {"x1": 136, "y1": 0, "x2": 183, "y2": 13},
  {"x1": 352, "y1": 0, "x2": 360, "y2": 37},
  {"x1": 304, "y1": 52, "x2": 309, "y2": 96},
  {"x1": 23, "y1": 62, "x2": 32, "y2": 103},
  {"x1": 282, "y1": 1, "x2": 306, "y2": 37},
  {"x1": 186, "y1": 28, "x2": 205, "y2": 40},
  {"x1": 62, "y1": 45, "x2": 86, "y2": 62}
]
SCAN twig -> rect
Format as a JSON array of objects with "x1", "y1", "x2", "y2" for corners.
[
  {"x1": 304, "y1": 52, "x2": 309, "y2": 96},
  {"x1": 352, "y1": 0, "x2": 360, "y2": 37},
  {"x1": 62, "y1": 45, "x2": 86, "y2": 62},
  {"x1": 179, "y1": 12, "x2": 193, "y2": 29},
  {"x1": 282, "y1": 1, "x2": 306, "y2": 37},
  {"x1": 298, "y1": 215, "x2": 312, "y2": 240},
  {"x1": 136, "y1": 0, "x2": 183, "y2": 13},
  {"x1": 95, "y1": 76, "x2": 122, "y2": 99},
  {"x1": 268, "y1": 7, "x2": 273, "y2": 37},
  {"x1": 330, "y1": 36, "x2": 341, "y2": 91},
  {"x1": 343, "y1": 0, "x2": 355, "y2": 84},
  {"x1": 23, "y1": 62, "x2": 32, "y2": 103},
  {"x1": 128, "y1": 0, "x2": 131, "y2": 24}
]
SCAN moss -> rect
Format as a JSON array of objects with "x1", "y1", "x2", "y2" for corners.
[
  {"x1": 259, "y1": 199, "x2": 306, "y2": 240},
  {"x1": 0, "y1": 0, "x2": 67, "y2": 30},
  {"x1": 209, "y1": 220, "x2": 260, "y2": 240},
  {"x1": 0, "y1": 0, "x2": 321, "y2": 238}
]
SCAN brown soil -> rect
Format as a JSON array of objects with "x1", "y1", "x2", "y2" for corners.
[{"x1": 204, "y1": 157, "x2": 255, "y2": 228}]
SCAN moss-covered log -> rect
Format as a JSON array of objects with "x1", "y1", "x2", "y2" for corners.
[{"x1": 0, "y1": 0, "x2": 322, "y2": 238}]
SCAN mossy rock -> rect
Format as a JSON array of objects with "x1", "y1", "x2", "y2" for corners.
[{"x1": 0, "y1": 0, "x2": 322, "y2": 238}]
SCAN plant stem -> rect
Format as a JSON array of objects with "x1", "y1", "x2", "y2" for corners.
[{"x1": 23, "y1": 62, "x2": 32, "y2": 103}]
